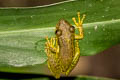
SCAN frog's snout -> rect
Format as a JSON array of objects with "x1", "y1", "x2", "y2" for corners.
[{"x1": 59, "y1": 19, "x2": 68, "y2": 25}]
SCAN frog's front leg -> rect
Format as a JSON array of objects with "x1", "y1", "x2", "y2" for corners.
[
  {"x1": 45, "y1": 37, "x2": 61, "y2": 79},
  {"x1": 72, "y1": 12, "x2": 86, "y2": 40}
]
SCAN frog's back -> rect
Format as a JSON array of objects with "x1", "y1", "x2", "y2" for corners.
[
  {"x1": 56, "y1": 19, "x2": 75, "y2": 72},
  {"x1": 59, "y1": 37, "x2": 75, "y2": 72}
]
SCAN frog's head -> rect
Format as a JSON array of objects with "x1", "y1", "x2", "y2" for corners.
[{"x1": 55, "y1": 19, "x2": 75, "y2": 37}]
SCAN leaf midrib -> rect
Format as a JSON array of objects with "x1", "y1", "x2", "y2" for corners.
[{"x1": 0, "y1": 19, "x2": 120, "y2": 34}]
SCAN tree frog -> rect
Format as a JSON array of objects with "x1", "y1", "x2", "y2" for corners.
[{"x1": 45, "y1": 12, "x2": 86, "y2": 79}]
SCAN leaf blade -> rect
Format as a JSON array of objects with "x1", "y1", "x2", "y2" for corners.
[{"x1": 0, "y1": 0, "x2": 120, "y2": 75}]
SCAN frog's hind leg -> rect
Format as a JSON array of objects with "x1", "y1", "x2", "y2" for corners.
[
  {"x1": 46, "y1": 51, "x2": 61, "y2": 79},
  {"x1": 47, "y1": 60, "x2": 61, "y2": 79},
  {"x1": 65, "y1": 40, "x2": 80, "y2": 75}
]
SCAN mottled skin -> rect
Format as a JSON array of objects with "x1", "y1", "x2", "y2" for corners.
[
  {"x1": 56, "y1": 19, "x2": 75, "y2": 72},
  {"x1": 45, "y1": 12, "x2": 86, "y2": 79}
]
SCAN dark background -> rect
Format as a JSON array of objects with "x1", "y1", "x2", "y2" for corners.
[
  {"x1": 0, "y1": 0, "x2": 65, "y2": 7},
  {"x1": 0, "y1": 0, "x2": 119, "y2": 79}
]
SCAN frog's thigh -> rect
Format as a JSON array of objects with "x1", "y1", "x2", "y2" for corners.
[
  {"x1": 46, "y1": 52, "x2": 61, "y2": 79},
  {"x1": 47, "y1": 59, "x2": 61, "y2": 79},
  {"x1": 65, "y1": 40, "x2": 80, "y2": 75}
]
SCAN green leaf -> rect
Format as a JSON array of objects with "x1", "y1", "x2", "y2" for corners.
[{"x1": 0, "y1": 0, "x2": 120, "y2": 75}]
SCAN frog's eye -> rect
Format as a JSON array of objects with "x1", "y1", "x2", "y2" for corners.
[
  {"x1": 69, "y1": 26, "x2": 75, "y2": 32},
  {"x1": 55, "y1": 30, "x2": 62, "y2": 36}
]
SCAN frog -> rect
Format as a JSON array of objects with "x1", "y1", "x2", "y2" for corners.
[{"x1": 45, "y1": 12, "x2": 86, "y2": 79}]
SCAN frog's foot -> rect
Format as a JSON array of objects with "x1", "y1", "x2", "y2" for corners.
[
  {"x1": 72, "y1": 12, "x2": 86, "y2": 27},
  {"x1": 45, "y1": 36, "x2": 57, "y2": 53},
  {"x1": 72, "y1": 12, "x2": 86, "y2": 39},
  {"x1": 45, "y1": 36, "x2": 59, "y2": 57}
]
